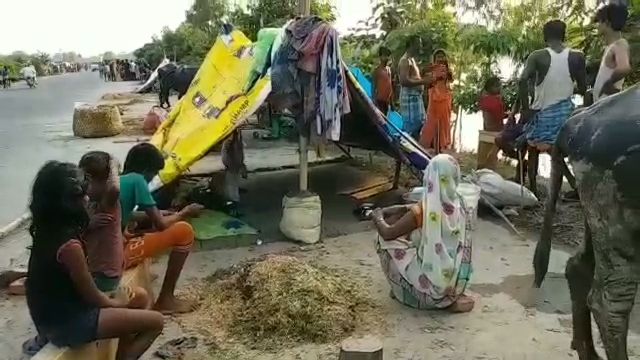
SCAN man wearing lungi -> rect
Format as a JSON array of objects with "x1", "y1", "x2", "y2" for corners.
[
  {"x1": 518, "y1": 20, "x2": 586, "y2": 197},
  {"x1": 398, "y1": 35, "x2": 431, "y2": 139}
]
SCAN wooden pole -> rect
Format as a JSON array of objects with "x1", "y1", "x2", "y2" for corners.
[{"x1": 298, "y1": 0, "x2": 311, "y2": 193}]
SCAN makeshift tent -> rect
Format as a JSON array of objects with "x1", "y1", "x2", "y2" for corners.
[{"x1": 148, "y1": 24, "x2": 431, "y2": 191}]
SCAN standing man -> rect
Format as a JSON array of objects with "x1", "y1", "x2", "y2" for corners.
[
  {"x1": 593, "y1": 2, "x2": 631, "y2": 103},
  {"x1": 398, "y1": 35, "x2": 431, "y2": 139},
  {"x1": 518, "y1": 20, "x2": 586, "y2": 196},
  {"x1": 372, "y1": 46, "x2": 394, "y2": 115}
]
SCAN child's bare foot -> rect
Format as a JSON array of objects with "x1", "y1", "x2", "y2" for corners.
[
  {"x1": 154, "y1": 296, "x2": 198, "y2": 315},
  {"x1": 448, "y1": 295, "x2": 475, "y2": 313}
]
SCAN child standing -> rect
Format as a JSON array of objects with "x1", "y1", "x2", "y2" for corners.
[
  {"x1": 222, "y1": 130, "x2": 247, "y2": 217},
  {"x1": 372, "y1": 46, "x2": 394, "y2": 114}
]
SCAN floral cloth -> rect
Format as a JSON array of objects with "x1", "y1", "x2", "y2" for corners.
[{"x1": 376, "y1": 154, "x2": 472, "y2": 309}]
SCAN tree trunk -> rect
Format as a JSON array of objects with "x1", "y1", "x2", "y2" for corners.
[{"x1": 338, "y1": 336, "x2": 383, "y2": 360}]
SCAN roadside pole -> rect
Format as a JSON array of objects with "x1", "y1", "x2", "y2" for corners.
[
  {"x1": 278, "y1": 0, "x2": 322, "y2": 245},
  {"x1": 298, "y1": 0, "x2": 311, "y2": 192}
]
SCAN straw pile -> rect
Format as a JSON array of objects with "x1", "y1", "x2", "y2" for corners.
[
  {"x1": 181, "y1": 255, "x2": 379, "y2": 350},
  {"x1": 72, "y1": 104, "x2": 123, "y2": 138}
]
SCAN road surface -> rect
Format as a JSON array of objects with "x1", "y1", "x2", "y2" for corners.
[{"x1": 0, "y1": 72, "x2": 135, "y2": 225}]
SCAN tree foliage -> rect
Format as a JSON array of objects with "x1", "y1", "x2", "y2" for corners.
[
  {"x1": 343, "y1": 0, "x2": 638, "y2": 113},
  {"x1": 134, "y1": 0, "x2": 336, "y2": 68}
]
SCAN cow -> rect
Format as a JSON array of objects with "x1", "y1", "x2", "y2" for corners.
[
  {"x1": 157, "y1": 64, "x2": 199, "y2": 108},
  {"x1": 534, "y1": 86, "x2": 640, "y2": 360}
]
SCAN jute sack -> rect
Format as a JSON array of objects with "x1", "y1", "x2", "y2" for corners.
[
  {"x1": 280, "y1": 193, "x2": 321, "y2": 244},
  {"x1": 73, "y1": 103, "x2": 124, "y2": 138}
]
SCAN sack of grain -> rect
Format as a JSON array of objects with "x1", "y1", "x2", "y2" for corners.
[
  {"x1": 72, "y1": 103, "x2": 124, "y2": 138},
  {"x1": 279, "y1": 193, "x2": 321, "y2": 244}
]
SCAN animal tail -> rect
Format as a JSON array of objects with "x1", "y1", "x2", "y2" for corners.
[{"x1": 533, "y1": 146, "x2": 568, "y2": 287}]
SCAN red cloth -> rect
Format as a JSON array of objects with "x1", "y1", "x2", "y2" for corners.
[{"x1": 479, "y1": 94, "x2": 506, "y2": 131}]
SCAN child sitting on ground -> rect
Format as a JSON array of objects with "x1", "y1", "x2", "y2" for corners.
[
  {"x1": 25, "y1": 161, "x2": 163, "y2": 358},
  {"x1": 22, "y1": 154, "x2": 153, "y2": 356}
]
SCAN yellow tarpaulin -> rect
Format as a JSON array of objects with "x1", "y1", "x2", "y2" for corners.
[{"x1": 149, "y1": 30, "x2": 271, "y2": 190}]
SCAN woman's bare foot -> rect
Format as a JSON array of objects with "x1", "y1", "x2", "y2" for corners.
[
  {"x1": 448, "y1": 295, "x2": 475, "y2": 313},
  {"x1": 153, "y1": 297, "x2": 198, "y2": 315}
]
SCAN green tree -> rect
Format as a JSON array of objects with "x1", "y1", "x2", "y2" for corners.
[
  {"x1": 232, "y1": 0, "x2": 336, "y2": 40},
  {"x1": 185, "y1": 0, "x2": 229, "y2": 37},
  {"x1": 102, "y1": 51, "x2": 116, "y2": 61}
]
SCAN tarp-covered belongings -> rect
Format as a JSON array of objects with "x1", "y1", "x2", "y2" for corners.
[
  {"x1": 345, "y1": 66, "x2": 430, "y2": 173},
  {"x1": 270, "y1": 16, "x2": 350, "y2": 143},
  {"x1": 148, "y1": 28, "x2": 274, "y2": 190},
  {"x1": 137, "y1": 58, "x2": 171, "y2": 93}
]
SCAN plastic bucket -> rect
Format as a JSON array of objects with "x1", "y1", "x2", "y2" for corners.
[{"x1": 457, "y1": 182, "x2": 481, "y2": 229}]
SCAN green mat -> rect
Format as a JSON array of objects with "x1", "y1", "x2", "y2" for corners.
[{"x1": 188, "y1": 210, "x2": 258, "y2": 250}]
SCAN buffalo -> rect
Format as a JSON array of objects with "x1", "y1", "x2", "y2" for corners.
[
  {"x1": 534, "y1": 86, "x2": 640, "y2": 359},
  {"x1": 157, "y1": 64, "x2": 199, "y2": 108}
]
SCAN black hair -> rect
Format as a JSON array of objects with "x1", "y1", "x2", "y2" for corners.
[
  {"x1": 29, "y1": 161, "x2": 89, "y2": 251},
  {"x1": 123, "y1": 143, "x2": 164, "y2": 175},
  {"x1": 595, "y1": 3, "x2": 628, "y2": 31},
  {"x1": 378, "y1": 46, "x2": 391, "y2": 57},
  {"x1": 405, "y1": 35, "x2": 421, "y2": 50},
  {"x1": 78, "y1": 151, "x2": 111, "y2": 180},
  {"x1": 543, "y1": 20, "x2": 567, "y2": 42},
  {"x1": 484, "y1": 76, "x2": 501, "y2": 91}
]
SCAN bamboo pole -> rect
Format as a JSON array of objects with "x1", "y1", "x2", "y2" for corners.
[{"x1": 298, "y1": 0, "x2": 311, "y2": 193}]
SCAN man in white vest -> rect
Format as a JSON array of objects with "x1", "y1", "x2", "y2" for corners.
[{"x1": 517, "y1": 20, "x2": 586, "y2": 197}]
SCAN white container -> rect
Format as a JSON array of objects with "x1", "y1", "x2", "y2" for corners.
[
  {"x1": 402, "y1": 186, "x2": 424, "y2": 203},
  {"x1": 457, "y1": 182, "x2": 482, "y2": 230}
]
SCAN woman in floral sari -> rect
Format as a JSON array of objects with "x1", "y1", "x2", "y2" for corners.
[{"x1": 371, "y1": 154, "x2": 474, "y2": 312}]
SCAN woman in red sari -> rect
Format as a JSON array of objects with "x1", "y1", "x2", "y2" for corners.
[{"x1": 421, "y1": 49, "x2": 453, "y2": 153}]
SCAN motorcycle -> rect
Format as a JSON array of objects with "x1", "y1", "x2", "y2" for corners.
[{"x1": 25, "y1": 77, "x2": 36, "y2": 88}]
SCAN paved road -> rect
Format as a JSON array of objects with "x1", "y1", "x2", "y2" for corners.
[{"x1": 0, "y1": 72, "x2": 135, "y2": 225}]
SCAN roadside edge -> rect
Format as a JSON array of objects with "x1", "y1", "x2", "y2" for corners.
[{"x1": 0, "y1": 212, "x2": 31, "y2": 239}]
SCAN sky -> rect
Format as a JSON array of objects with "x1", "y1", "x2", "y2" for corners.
[
  {"x1": 0, "y1": 0, "x2": 193, "y2": 56},
  {"x1": 0, "y1": 0, "x2": 373, "y2": 57}
]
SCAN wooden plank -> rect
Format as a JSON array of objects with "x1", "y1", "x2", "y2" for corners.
[
  {"x1": 338, "y1": 178, "x2": 391, "y2": 196},
  {"x1": 351, "y1": 183, "x2": 394, "y2": 200}
]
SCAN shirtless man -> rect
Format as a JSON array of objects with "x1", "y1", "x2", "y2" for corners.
[
  {"x1": 593, "y1": 2, "x2": 631, "y2": 103},
  {"x1": 518, "y1": 20, "x2": 586, "y2": 197},
  {"x1": 398, "y1": 35, "x2": 431, "y2": 139}
]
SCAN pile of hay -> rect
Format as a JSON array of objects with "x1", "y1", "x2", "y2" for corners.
[
  {"x1": 181, "y1": 255, "x2": 379, "y2": 350},
  {"x1": 72, "y1": 104, "x2": 123, "y2": 138}
]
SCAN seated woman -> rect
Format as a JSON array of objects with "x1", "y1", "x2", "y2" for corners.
[{"x1": 371, "y1": 154, "x2": 474, "y2": 312}]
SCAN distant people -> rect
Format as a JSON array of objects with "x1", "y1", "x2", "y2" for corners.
[
  {"x1": 421, "y1": 49, "x2": 454, "y2": 153},
  {"x1": 372, "y1": 46, "x2": 394, "y2": 114},
  {"x1": 25, "y1": 161, "x2": 163, "y2": 358},
  {"x1": 109, "y1": 61, "x2": 117, "y2": 81},
  {"x1": 518, "y1": 20, "x2": 586, "y2": 195},
  {"x1": 120, "y1": 143, "x2": 203, "y2": 314},
  {"x1": 131, "y1": 61, "x2": 140, "y2": 81},
  {"x1": 1, "y1": 66, "x2": 10, "y2": 88},
  {"x1": 103, "y1": 62, "x2": 111, "y2": 82},
  {"x1": 398, "y1": 35, "x2": 430, "y2": 139},
  {"x1": 593, "y1": 2, "x2": 631, "y2": 103},
  {"x1": 20, "y1": 65, "x2": 37, "y2": 84}
]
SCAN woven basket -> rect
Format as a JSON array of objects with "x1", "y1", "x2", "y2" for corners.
[{"x1": 73, "y1": 104, "x2": 124, "y2": 138}]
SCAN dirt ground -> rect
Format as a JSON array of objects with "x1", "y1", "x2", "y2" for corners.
[
  {"x1": 141, "y1": 221, "x2": 640, "y2": 359},
  {"x1": 2, "y1": 161, "x2": 640, "y2": 359}
]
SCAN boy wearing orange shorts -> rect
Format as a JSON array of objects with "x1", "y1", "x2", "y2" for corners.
[{"x1": 120, "y1": 143, "x2": 203, "y2": 314}]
